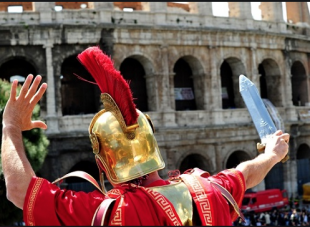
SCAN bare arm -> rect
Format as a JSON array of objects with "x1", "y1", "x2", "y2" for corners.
[
  {"x1": 1, "y1": 75, "x2": 47, "y2": 209},
  {"x1": 236, "y1": 130, "x2": 290, "y2": 190}
]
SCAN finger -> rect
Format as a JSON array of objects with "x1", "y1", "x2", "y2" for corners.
[
  {"x1": 9, "y1": 79, "x2": 18, "y2": 101},
  {"x1": 284, "y1": 133, "x2": 290, "y2": 143},
  {"x1": 280, "y1": 133, "x2": 290, "y2": 143},
  {"x1": 18, "y1": 74, "x2": 34, "y2": 98},
  {"x1": 25, "y1": 75, "x2": 42, "y2": 99},
  {"x1": 32, "y1": 120, "x2": 47, "y2": 130},
  {"x1": 29, "y1": 83, "x2": 47, "y2": 107},
  {"x1": 274, "y1": 130, "x2": 283, "y2": 136}
]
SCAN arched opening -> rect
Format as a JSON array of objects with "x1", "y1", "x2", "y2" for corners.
[
  {"x1": 120, "y1": 58, "x2": 148, "y2": 112},
  {"x1": 65, "y1": 160, "x2": 112, "y2": 192},
  {"x1": 173, "y1": 58, "x2": 197, "y2": 111},
  {"x1": 265, "y1": 162, "x2": 284, "y2": 190},
  {"x1": 297, "y1": 144, "x2": 310, "y2": 195},
  {"x1": 179, "y1": 154, "x2": 210, "y2": 174},
  {"x1": 258, "y1": 64, "x2": 268, "y2": 99},
  {"x1": 258, "y1": 59, "x2": 282, "y2": 107},
  {"x1": 221, "y1": 60, "x2": 235, "y2": 109},
  {"x1": 226, "y1": 150, "x2": 250, "y2": 169},
  {"x1": 291, "y1": 61, "x2": 308, "y2": 106},
  {"x1": 221, "y1": 58, "x2": 246, "y2": 109},
  {"x1": 60, "y1": 55, "x2": 101, "y2": 116},
  {"x1": 0, "y1": 57, "x2": 37, "y2": 84}
]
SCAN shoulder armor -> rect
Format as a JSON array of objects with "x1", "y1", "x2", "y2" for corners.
[{"x1": 149, "y1": 181, "x2": 193, "y2": 226}]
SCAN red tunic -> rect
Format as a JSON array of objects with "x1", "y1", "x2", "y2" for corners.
[
  {"x1": 23, "y1": 169, "x2": 245, "y2": 226},
  {"x1": 183, "y1": 168, "x2": 246, "y2": 225}
]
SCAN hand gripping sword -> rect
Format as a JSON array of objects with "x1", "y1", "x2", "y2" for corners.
[{"x1": 239, "y1": 75, "x2": 289, "y2": 163}]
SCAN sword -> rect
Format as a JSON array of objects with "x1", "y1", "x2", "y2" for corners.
[{"x1": 239, "y1": 74, "x2": 289, "y2": 163}]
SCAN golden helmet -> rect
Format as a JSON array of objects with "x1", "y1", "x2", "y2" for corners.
[
  {"x1": 89, "y1": 93, "x2": 165, "y2": 185},
  {"x1": 77, "y1": 46, "x2": 165, "y2": 188}
]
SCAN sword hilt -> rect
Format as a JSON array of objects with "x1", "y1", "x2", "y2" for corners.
[{"x1": 256, "y1": 143, "x2": 289, "y2": 163}]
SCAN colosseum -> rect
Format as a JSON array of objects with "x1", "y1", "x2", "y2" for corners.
[{"x1": 1, "y1": 2, "x2": 310, "y2": 199}]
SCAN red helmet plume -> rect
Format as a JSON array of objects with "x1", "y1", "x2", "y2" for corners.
[{"x1": 77, "y1": 46, "x2": 138, "y2": 126}]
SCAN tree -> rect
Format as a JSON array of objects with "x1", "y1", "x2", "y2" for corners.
[{"x1": 0, "y1": 78, "x2": 49, "y2": 225}]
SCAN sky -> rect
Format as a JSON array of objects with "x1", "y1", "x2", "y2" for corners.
[
  {"x1": 7, "y1": 2, "x2": 310, "y2": 22},
  {"x1": 177, "y1": 2, "x2": 310, "y2": 22},
  {"x1": 211, "y1": 2, "x2": 286, "y2": 21}
]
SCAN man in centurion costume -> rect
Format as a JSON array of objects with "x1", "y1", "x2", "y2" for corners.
[{"x1": 2, "y1": 46, "x2": 290, "y2": 226}]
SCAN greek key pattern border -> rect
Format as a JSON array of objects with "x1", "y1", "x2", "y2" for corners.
[
  {"x1": 26, "y1": 178, "x2": 44, "y2": 226},
  {"x1": 181, "y1": 174, "x2": 213, "y2": 226},
  {"x1": 143, "y1": 187, "x2": 182, "y2": 226},
  {"x1": 110, "y1": 196, "x2": 124, "y2": 226},
  {"x1": 107, "y1": 189, "x2": 123, "y2": 197}
]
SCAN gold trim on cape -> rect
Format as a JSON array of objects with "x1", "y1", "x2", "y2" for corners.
[{"x1": 26, "y1": 178, "x2": 44, "y2": 226}]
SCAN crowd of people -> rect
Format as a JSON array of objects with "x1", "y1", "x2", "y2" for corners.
[{"x1": 234, "y1": 206, "x2": 310, "y2": 226}]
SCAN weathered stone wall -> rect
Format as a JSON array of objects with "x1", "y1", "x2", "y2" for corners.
[{"x1": 2, "y1": 2, "x2": 310, "y2": 197}]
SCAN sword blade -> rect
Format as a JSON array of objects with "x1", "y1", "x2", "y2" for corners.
[{"x1": 239, "y1": 75, "x2": 277, "y2": 144}]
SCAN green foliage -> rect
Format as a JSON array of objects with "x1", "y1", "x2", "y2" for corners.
[
  {"x1": 0, "y1": 78, "x2": 12, "y2": 109},
  {"x1": 0, "y1": 79, "x2": 49, "y2": 225}
]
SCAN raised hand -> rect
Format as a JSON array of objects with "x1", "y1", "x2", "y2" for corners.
[
  {"x1": 2, "y1": 74, "x2": 48, "y2": 131},
  {"x1": 264, "y1": 130, "x2": 290, "y2": 163}
]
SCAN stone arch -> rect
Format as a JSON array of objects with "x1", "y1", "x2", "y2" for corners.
[
  {"x1": 296, "y1": 143, "x2": 310, "y2": 195},
  {"x1": 60, "y1": 54, "x2": 101, "y2": 116},
  {"x1": 0, "y1": 46, "x2": 45, "y2": 75},
  {"x1": 66, "y1": 160, "x2": 99, "y2": 183},
  {"x1": 116, "y1": 53, "x2": 155, "y2": 76},
  {"x1": 256, "y1": 53, "x2": 284, "y2": 73},
  {"x1": 0, "y1": 56, "x2": 38, "y2": 83},
  {"x1": 59, "y1": 149, "x2": 94, "y2": 175},
  {"x1": 220, "y1": 57, "x2": 247, "y2": 109},
  {"x1": 52, "y1": 44, "x2": 99, "y2": 116},
  {"x1": 119, "y1": 55, "x2": 153, "y2": 112},
  {"x1": 169, "y1": 48, "x2": 207, "y2": 76},
  {"x1": 59, "y1": 152, "x2": 114, "y2": 192},
  {"x1": 64, "y1": 160, "x2": 104, "y2": 192},
  {"x1": 297, "y1": 143, "x2": 310, "y2": 159},
  {"x1": 53, "y1": 45, "x2": 97, "y2": 76},
  {"x1": 291, "y1": 60, "x2": 308, "y2": 106},
  {"x1": 176, "y1": 150, "x2": 214, "y2": 174},
  {"x1": 258, "y1": 58, "x2": 283, "y2": 107},
  {"x1": 178, "y1": 154, "x2": 212, "y2": 174},
  {"x1": 290, "y1": 57, "x2": 309, "y2": 76},
  {"x1": 175, "y1": 54, "x2": 206, "y2": 76},
  {"x1": 224, "y1": 150, "x2": 251, "y2": 169},
  {"x1": 182, "y1": 55, "x2": 205, "y2": 110},
  {"x1": 172, "y1": 55, "x2": 205, "y2": 111},
  {"x1": 0, "y1": 49, "x2": 47, "y2": 116}
]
